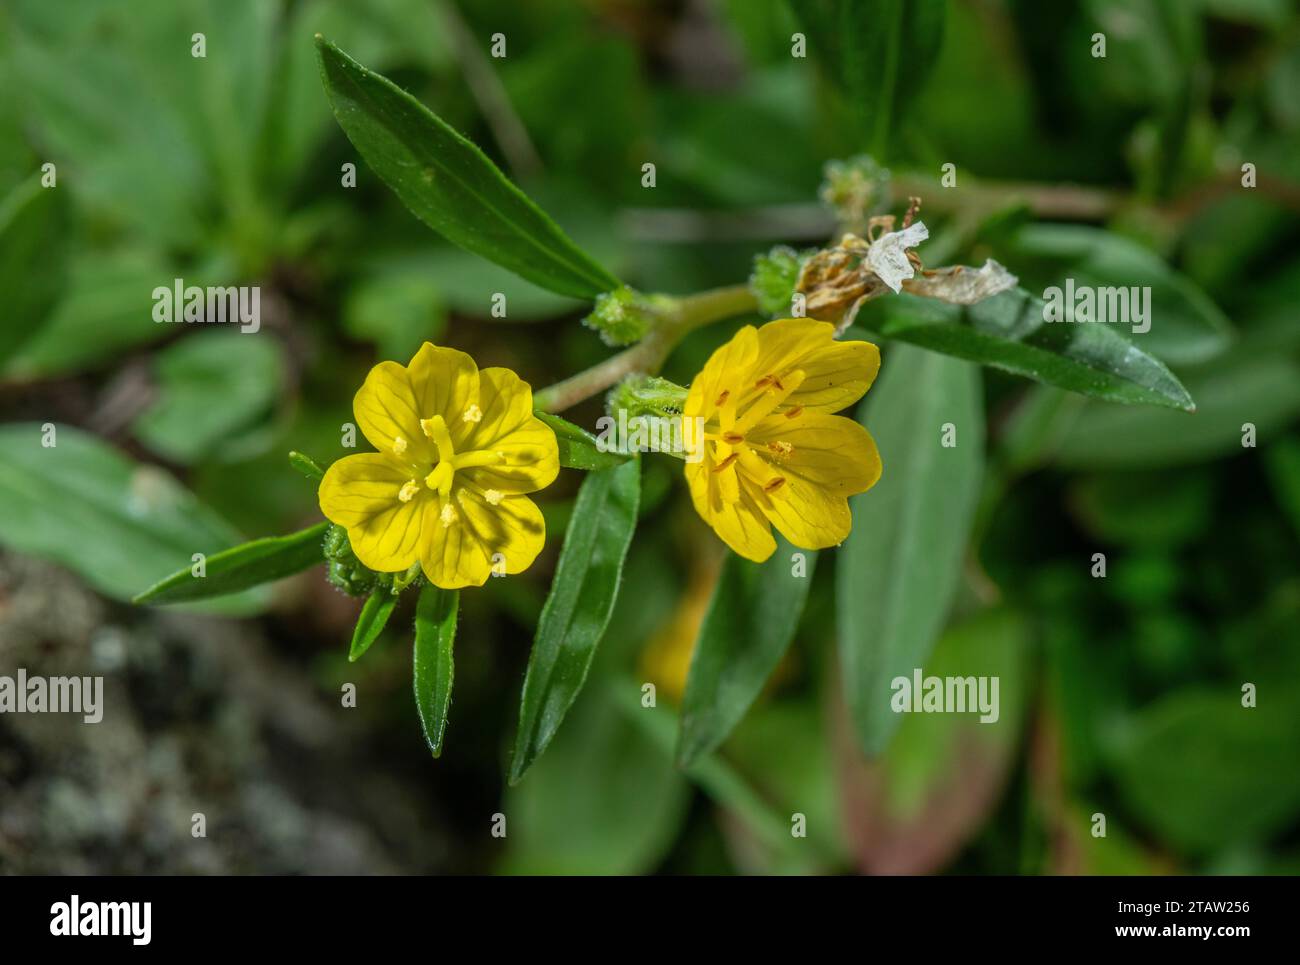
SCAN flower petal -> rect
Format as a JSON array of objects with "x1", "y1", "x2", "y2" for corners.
[
  {"x1": 419, "y1": 484, "x2": 546, "y2": 588},
  {"x1": 684, "y1": 324, "x2": 760, "y2": 419},
  {"x1": 685, "y1": 457, "x2": 777, "y2": 563},
  {"x1": 748, "y1": 319, "x2": 880, "y2": 413},
  {"x1": 748, "y1": 411, "x2": 881, "y2": 495},
  {"x1": 739, "y1": 453, "x2": 854, "y2": 550},
  {"x1": 353, "y1": 362, "x2": 434, "y2": 462},
  {"x1": 319, "y1": 453, "x2": 429, "y2": 572},
  {"x1": 408, "y1": 342, "x2": 481, "y2": 446},
  {"x1": 465, "y1": 367, "x2": 559, "y2": 494},
  {"x1": 866, "y1": 221, "x2": 929, "y2": 293}
]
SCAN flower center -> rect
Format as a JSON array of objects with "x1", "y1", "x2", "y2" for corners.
[
  {"x1": 402, "y1": 414, "x2": 508, "y2": 509},
  {"x1": 702, "y1": 369, "x2": 805, "y2": 496}
]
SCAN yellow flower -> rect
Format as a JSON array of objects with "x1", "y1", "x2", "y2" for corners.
[
  {"x1": 319, "y1": 343, "x2": 559, "y2": 589},
  {"x1": 682, "y1": 318, "x2": 882, "y2": 563}
]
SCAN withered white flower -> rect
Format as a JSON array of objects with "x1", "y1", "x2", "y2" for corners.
[
  {"x1": 903, "y1": 258, "x2": 1019, "y2": 305},
  {"x1": 865, "y1": 221, "x2": 929, "y2": 293}
]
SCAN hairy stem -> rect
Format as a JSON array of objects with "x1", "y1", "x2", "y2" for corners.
[{"x1": 533, "y1": 284, "x2": 758, "y2": 413}]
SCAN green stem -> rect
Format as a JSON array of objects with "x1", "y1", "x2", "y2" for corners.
[
  {"x1": 609, "y1": 678, "x2": 838, "y2": 869},
  {"x1": 533, "y1": 284, "x2": 757, "y2": 413}
]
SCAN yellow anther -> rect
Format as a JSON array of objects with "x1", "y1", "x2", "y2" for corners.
[
  {"x1": 484, "y1": 489, "x2": 503, "y2": 506},
  {"x1": 722, "y1": 432, "x2": 745, "y2": 445},
  {"x1": 440, "y1": 502, "x2": 458, "y2": 527},
  {"x1": 420, "y1": 415, "x2": 455, "y2": 457},
  {"x1": 712, "y1": 452, "x2": 739, "y2": 473},
  {"x1": 767, "y1": 440, "x2": 793, "y2": 455},
  {"x1": 462, "y1": 403, "x2": 483, "y2": 424},
  {"x1": 398, "y1": 480, "x2": 420, "y2": 503},
  {"x1": 763, "y1": 476, "x2": 787, "y2": 493},
  {"x1": 392, "y1": 436, "x2": 408, "y2": 456}
]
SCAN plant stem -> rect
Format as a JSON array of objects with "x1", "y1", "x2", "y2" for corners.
[{"x1": 533, "y1": 284, "x2": 757, "y2": 413}]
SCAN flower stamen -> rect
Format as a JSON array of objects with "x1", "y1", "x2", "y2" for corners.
[
  {"x1": 712, "y1": 452, "x2": 739, "y2": 473},
  {"x1": 733, "y1": 369, "x2": 806, "y2": 435},
  {"x1": 398, "y1": 479, "x2": 420, "y2": 503}
]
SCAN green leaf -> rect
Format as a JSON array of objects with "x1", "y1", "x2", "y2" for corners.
[
  {"x1": 315, "y1": 37, "x2": 620, "y2": 299},
  {"x1": 534, "y1": 411, "x2": 630, "y2": 471},
  {"x1": 133, "y1": 522, "x2": 328, "y2": 605},
  {"x1": 1265, "y1": 434, "x2": 1300, "y2": 539},
  {"x1": 288, "y1": 450, "x2": 326, "y2": 481},
  {"x1": 677, "y1": 537, "x2": 816, "y2": 766},
  {"x1": 1039, "y1": 349, "x2": 1300, "y2": 469},
  {"x1": 787, "y1": 0, "x2": 945, "y2": 154},
  {"x1": 3, "y1": 248, "x2": 173, "y2": 378},
  {"x1": 1108, "y1": 689, "x2": 1300, "y2": 853},
  {"x1": 834, "y1": 609, "x2": 1029, "y2": 873},
  {"x1": 0, "y1": 423, "x2": 263, "y2": 610},
  {"x1": 342, "y1": 265, "x2": 446, "y2": 360},
  {"x1": 612, "y1": 677, "x2": 831, "y2": 869},
  {"x1": 837, "y1": 345, "x2": 984, "y2": 754},
  {"x1": 510, "y1": 459, "x2": 641, "y2": 783},
  {"x1": 132, "y1": 330, "x2": 284, "y2": 464},
  {"x1": 348, "y1": 587, "x2": 399, "y2": 661},
  {"x1": 848, "y1": 287, "x2": 1195, "y2": 411},
  {"x1": 0, "y1": 176, "x2": 67, "y2": 365},
  {"x1": 1002, "y1": 223, "x2": 1234, "y2": 366},
  {"x1": 413, "y1": 585, "x2": 459, "y2": 757},
  {"x1": 502, "y1": 682, "x2": 689, "y2": 875},
  {"x1": 11, "y1": 17, "x2": 210, "y2": 250}
]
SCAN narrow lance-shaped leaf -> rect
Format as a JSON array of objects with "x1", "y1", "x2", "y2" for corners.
[
  {"x1": 1001, "y1": 223, "x2": 1233, "y2": 366},
  {"x1": 349, "y1": 588, "x2": 398, "y2": 662},
  {"x1": 315, "y1": 37, "x2": 620, "y2": 299},
  {"x1": 787, "y1": 0, "x2": 945, "y2": 155},
  {"x1": 134, "y1": 521, "x2": 329, "y2": 605},
  {"x1": 413, "y1": 585, "x2": 459, "y2": 757},
  {"x1": 848, "y1": 287, "x2": 1195, "y2": 412},
  {"x1": 535, "y1": 411, "x2": 630, "y2": 471},
  {"x1": 1041, "y1": 352, "x2": 1300, "y2": 470},
  {"x1": 837, "y1": 345, "x2": 984, "y2": 754},
  {"x1": 510, "y1": 459, "x2": 641, "y2": 783},
  {"x1": 0, "y1": 424, "x2": 263, "y2": 612},
  {"x1": 0, "y1": 176, "x2": 68, "y2": 365},
  {"x1": 288, "y1": 450, "x2": 326, "y2": 481},
  {"x1": 677, "y1": 538, "x2": 816, "y2": 766}
]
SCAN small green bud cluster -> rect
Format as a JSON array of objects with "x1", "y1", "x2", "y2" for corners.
[
  {"x1": 582, "y1": 285, "x2": 674, "y2": 347},
  {"x1": 607, "y1": 374, "x2": 689, "y2": 422},
  {"x1": 323, "y1": 524, "x2": 420, "y2": 596},
  {"x1": 819, "y1": 155, "x2": 890, "y2": 234},
  {"x1": 749, "y1": 245, "x2": 811, "y2": 316}
]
